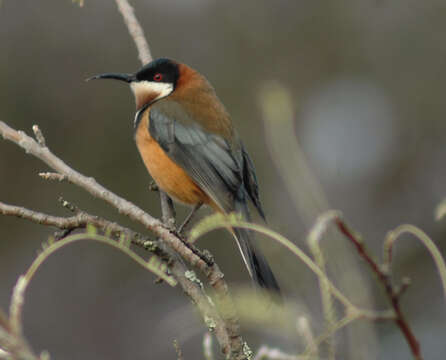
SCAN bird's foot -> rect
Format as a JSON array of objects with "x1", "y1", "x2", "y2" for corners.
[
  {"x1": 177, "y1": 202, "x2": 203, "y2": 235},
  {"x1": 164, "y1": 217, "x2": 176, "y2": 232}
]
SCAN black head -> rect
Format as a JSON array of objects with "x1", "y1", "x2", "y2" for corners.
[
  {"x1": 134, "y1": 58, "x2": 180, "y2": 87},
  {"x1": 87, "y1": 58, "x2": 180, "y2": 87},
  {"x1": 87, "y1": 58, "x2": 181, "y2": 109}
]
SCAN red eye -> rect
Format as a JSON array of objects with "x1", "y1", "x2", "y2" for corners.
[{"x1": 153, "y1": 73, "x2": 163, "y2": 82}]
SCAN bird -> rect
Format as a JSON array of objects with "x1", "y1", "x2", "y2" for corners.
[{"x1": 88, "y1": 58, "x2": 280, "y2": 294}]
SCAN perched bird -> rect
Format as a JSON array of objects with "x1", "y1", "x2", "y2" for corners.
[{"x1": 88, "y1": 58, "x2": 280, "y2": 294}]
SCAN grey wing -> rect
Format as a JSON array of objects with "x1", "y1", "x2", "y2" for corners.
[
  {"x1": 149, "y1": 106, "x2": 243, "y2": 212},
  {"x1": 242, "y1": 146, "x2": 266, "y2": 220}
]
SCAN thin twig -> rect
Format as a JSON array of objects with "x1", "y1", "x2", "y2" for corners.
[
  {"x1": 0, "y1": 122, "x2": 200, "y2": 267},
  {"x1": 259, "y1": 82, "x2": 377, "y2": 360},
  {"x1": 114, "y1": 0, "x2": 179, "y2": 244},
  {"x1": 0, "y1": 121, "x2": 246, "y2": 360},
  {"x1": 114, "y1": 0, "x2": 152, "y2": 64},
  {"x1": 191, "y1": 212, "x2": 420, "y2": 358},
  {"x1": 307, "y1": 211, "x2": 422, "y2": 358},
  {"x1": 1, "y1": 1, "x2": 245, "y2": 358},
  {"x1": 0, "y1": 312, "x2": 40, "y2": 360},
  {"x1": 0, "y1": 201, "x2": 156, "y2": 251},
  {"x1": 295, "y1": 316, "x2": 318, "y2": 358},
  {"x1": 9, "y1": 276, "x2": 26, "y2": 337},
  {"x1": 383, "y1": 224, "x2": 446, "y2": 303},
  {"x1": 335, "y1": 218, "x2": 422, "y2": 360},
  {"x1": 301, "y1": 314, "x2": 359, "y2": 358},
  {"x1": 307, "y1": 211, "x2": 340, "y2": 359},
  {"x1": 109, "y1": 2, "x2": 247, "y2": 357},
  {"x1": 5, "y1": 231, "x2": 178, "y2": 360}
]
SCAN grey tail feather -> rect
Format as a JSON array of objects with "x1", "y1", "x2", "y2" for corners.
[{"x1": 233, "y1": 199, "x2": 281, "y2": 295}]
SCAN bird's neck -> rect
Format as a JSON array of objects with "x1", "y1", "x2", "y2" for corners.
[{"x1": 133, "y1": 89, "x2": 161, "y2": 110}]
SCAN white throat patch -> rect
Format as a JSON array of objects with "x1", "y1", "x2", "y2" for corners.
[{"x1": 130, "y1": 81, "x2": 174, "y2": 102}]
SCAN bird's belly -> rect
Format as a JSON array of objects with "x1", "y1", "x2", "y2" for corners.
[{"x1": 135, "y1": 117, "x2": 210, "y2": 205}]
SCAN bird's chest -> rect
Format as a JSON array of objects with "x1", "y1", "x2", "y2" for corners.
[{"x1": 134, "y1": 112, "x2": 209, "y2": 205}]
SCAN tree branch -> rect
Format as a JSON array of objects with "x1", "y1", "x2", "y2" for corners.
[
  {"x1": 114, "y1": 0, "x2": 152, "y2": 64},
  {"x1": 334, "y1": 218, "x2": 422, "y2": 360},
  {"x1": 0, "y1": 120, "x2": 246, "y2": 359},
  {"x1": 0, "y1": 308, "x2": 42, "y2": 360},
  {"x1": 0, "y1": 201, "x2": 157, "y2": 250},
  {"x1": 1, "y1": 1, "x2": 246, "y2": 358},
  {"x1": 103, "y1": 1, "x2": 246, "y2": 357},
  {"x1": 114, "y1": 0, "x2": 177, "y2": 245}
]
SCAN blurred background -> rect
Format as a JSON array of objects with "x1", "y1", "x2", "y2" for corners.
[{"x1": 1, "y1": 0, "x2": 446, "y2": 359}]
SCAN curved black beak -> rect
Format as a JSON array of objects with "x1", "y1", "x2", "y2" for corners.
[{"x1": 86, "y1": 73, "x2": 135, "y2": 83}]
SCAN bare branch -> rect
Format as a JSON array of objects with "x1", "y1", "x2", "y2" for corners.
[
  {"x1": 0, "y1": 121, "x2": 246, "y2": 359},
  {"x1": 109, "y1": 4, "x2": 246, "y2": 356},
  {"x1": 0, "y1": 314, "x2": 41, "y2": 360},
  {"x1": 114, "y1": 0, "x2": 152, "y2": 64},
  {"x1": 114, "y1": 0, "x2": 182, "y2": 292},
  {"x1": 384, "y1": 224, "x2": 446, "y2": 308},
  {"x1": 307, "y1": 211, "x2": 341, "y2": 359},
  {"x1": 295, "y1": 316, "x2": 317, "y2": 357},
  {"x1": 1, "y1": 3, "x2": 245, "y2": 359},
  {"x1": 192, "y1": 211, "x2": 423, "y2": 359},
  {"x1": 0, "y1": 201, "x2": 152, "y2": 249},
  {"x1": 0, "y1": 121, "x2": 186, "y2": 260},
  {"x1": 9, "y1": 276, "x2": 26, "y2": 337},
  {"x1": 335, "y1": 218, "x2": 422, "y2": 360},
  {"x1": 113, "y1": 0, "x2": 180, "y2": 240}
]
